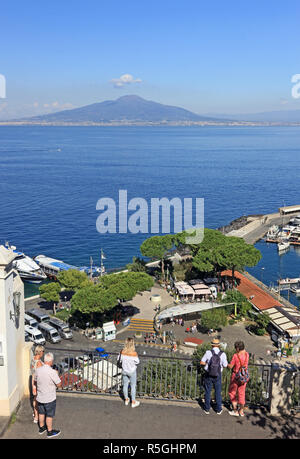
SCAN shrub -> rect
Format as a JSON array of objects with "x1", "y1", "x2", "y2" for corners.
[{"x1": 255, "y1": 328, "x2": 265, "y2": 336}]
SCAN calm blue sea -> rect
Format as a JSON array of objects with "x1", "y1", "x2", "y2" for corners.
[{"x1": 0, "y1": 125, "x2": 299, "y2": 302}]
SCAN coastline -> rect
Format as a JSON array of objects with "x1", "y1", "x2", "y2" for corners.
[{"x1": 1, "y1": 121, "x2": 300, "y2": 127}]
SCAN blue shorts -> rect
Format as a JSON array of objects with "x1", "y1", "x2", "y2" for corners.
[{"x1": 37, "y1": 400, "x2": 56, "y2": 417}]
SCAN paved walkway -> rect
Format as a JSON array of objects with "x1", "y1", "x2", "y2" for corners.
[{"x1": 2, "y1": 394, "x2": 299, "y2": 439}]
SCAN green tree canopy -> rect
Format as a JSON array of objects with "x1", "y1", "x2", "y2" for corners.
[
  {"x1": 39, "y1": 282, "x2": 61, "y2": 305},
  {"x1": 221, "y1": 236, "x2": 262, "y2": 284},
  {"x1": 191, "y1": 229, "x2": 228, "y2": 275},
  {"x1": 71, "y1": 284, "x2": 117, "y2": 316},
  {"x1": 140, "y1": 234, "x2": 174, "y2": 278},
  {"x1": 97, "y1": 271, "x2": 154, "y2": 302},
  {"x1": 57, "y1": 269, "x2": 91, "y2": 291},
  {"x1": 126, "y1": 256, "x2": 147, "y2": 272},
  {"x1": 200, "y1": 307, "x2": 228, "y2": 331}
]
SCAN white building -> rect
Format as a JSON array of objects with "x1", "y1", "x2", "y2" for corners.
[{"x1": 0, "y1": 245, "x2": 31, "y2": 416}]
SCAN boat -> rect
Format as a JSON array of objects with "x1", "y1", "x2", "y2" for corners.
[
  {"x1": 266, "y1": 225, "x2": 280, "y2": 239},
  {"x1": 277, "y1": 240, "x2": 290, "y2": 252},
  {"x1": 4, "y1": 242, "x2": 47, "y2": 283},
  {"x1": 278, "y1": 277, "x2": 300, "y2": 286},
  {"x1": 34, "y1": 254, "x2": 101, "y2": 278}
]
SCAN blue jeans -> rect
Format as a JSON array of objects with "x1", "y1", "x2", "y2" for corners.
[
  {"x1": 203, "y1": 374, "x2": 222, "y2": 412},
  {"x1": 122, "y1": 371, "x2": 137, "y2": 401}
]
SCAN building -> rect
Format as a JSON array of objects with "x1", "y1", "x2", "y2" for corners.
[{"x1": 0, "y1": 245, "x2": 32, "y2": 416}]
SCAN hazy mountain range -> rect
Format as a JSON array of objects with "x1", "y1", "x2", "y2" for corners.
[{"x1": 2, "y1": 95, "x2": 300, "y2": 125}]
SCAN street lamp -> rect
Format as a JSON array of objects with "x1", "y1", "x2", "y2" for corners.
[{"x1": 10, "y1": 291, "x2": 21, "y2": 321}]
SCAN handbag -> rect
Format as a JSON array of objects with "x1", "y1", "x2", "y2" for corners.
[
  {"x1": 235, "y1": 354, "x2": 250, "y2": 384},
  {"x1": 117, "y1": 353, "x2": 123, "y2": 369}
]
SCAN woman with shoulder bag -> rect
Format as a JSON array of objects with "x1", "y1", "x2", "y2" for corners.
[{"x1": 227, "y1": 340, "x2": 249, "y2": 417}]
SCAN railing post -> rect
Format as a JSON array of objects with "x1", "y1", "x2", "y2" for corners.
[{"x1": 269, "y1": 362, "x2": 297, "y2": 416}]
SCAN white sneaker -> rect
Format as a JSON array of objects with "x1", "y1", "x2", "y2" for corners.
[
  {"x1": 228, "y1": 410, "x2": 239, "y2": 417},
  {"x1": 132, "y1": 401, "x2": 140, "y2": 408},
  {"x1": 124, "y1": 399, "x2": 130, "y2": 406}
]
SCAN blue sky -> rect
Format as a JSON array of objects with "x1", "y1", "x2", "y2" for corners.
[{"x1": 1, "y1": 0, "x2": 300, "y2": 118}]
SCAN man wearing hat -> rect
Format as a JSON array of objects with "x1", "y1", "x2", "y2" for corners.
[{"x1": 200, "y1": 338, "x2": 228, "y2": 415}]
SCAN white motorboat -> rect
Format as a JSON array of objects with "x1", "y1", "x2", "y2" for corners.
[
  {"x1": 4, "y1": 243, "x2": 47, "y2": 283},
  {"x1": 266, "y1": 225, "x2": 280, "y2": 239},
  {"x1": 277, "y1": 240, "x2": 290, "y2": 252}
]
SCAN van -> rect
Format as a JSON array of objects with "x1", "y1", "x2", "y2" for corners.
[
  {"x1": 27, "y1": 308, "x2": 50, "y2": 324},
  {"x1": 24, "y1": 313, "x2": 38, "y2": 328},
  {"x1": 37, "y1": 323, "x2": 62, "y2": 344},
  {"x1": 48, "y1": 318, "x2": 73, "y2": 339},
  {"x1": 25, "y1": 325, "x2": 46, "y2": 345}
]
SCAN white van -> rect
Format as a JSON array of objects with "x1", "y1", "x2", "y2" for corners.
[
  {"x1": 24, "y1": 313, "x2": 38, "y2": 328},
  {"x1": 25, "y1": 325, "x2": 46, "y2": 345},
  {"x1": 37, "y1": 323, "x2": 62, "y2": 344},
  {"x1": 48, "y1": 318, "x2": 73, "y2": 340}
]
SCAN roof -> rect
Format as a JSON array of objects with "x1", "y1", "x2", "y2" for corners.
[
  {"x1": 222, "y1": 270, "x2": 282, "y2": 311},
  {"x1": 222, "y1": 270, "x2": 300, "y2": 338},
  {"x1": 102, "y1": 321, "x2": 116, "y2": 332},
  {"x1": 279, "y1": 205, "x2": 300, "y2": 214},
  {"x1": 265, "y1": 306, "x2": 300, "y2": 337},
  {"x1": 158, "y1": 301, "x2": 225, "y2": 320}
]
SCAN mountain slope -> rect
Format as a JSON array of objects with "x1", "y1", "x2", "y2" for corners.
[{"x1": 23, "y1": 95, "x2": 222, "y2": 123}]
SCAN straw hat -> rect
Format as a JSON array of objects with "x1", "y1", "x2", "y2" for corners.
[{"x1": 211, "y1": 338, "x2": 220, "y2": 346}]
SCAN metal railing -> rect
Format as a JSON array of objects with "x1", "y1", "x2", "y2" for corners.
[{"x1": 52, "y1": 349, "x2": 274, "y2": 407}]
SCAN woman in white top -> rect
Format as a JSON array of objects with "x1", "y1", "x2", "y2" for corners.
[
  {"x1": 30, "y1": 344, "x2": 45, "y2": 423},
  {"x1": 119, "y1": 338, "x2": 140, "y2": 408}
]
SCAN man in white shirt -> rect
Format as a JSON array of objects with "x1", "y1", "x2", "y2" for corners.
[
  {"x1": 35, "y1": 352, "x2": 62, "y2": 438},
  {"x1": 200, "y1": 338, "x2": 228, "y2": 415}
]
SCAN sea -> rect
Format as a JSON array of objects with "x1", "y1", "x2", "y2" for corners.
[{"x1": 0, "y1": 125, "x2": 299, "y2": 304}]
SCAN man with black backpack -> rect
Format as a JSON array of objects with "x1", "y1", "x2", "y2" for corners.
[{"x1": 200, "y1": 338, "x2": 228, "y2": 415}]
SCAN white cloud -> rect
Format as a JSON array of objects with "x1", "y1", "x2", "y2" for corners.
[{"x1": 110, "y1": 73, "x2": 142, "y2": 88}]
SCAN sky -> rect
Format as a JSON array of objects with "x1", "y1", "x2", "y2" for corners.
[{"x1": 1, "y1": 0, "x2": 300, "y2": 119}]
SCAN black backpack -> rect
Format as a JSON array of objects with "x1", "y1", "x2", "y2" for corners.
[{"x1": 207, "y1": 349, "x2": 223, "y2": 377}]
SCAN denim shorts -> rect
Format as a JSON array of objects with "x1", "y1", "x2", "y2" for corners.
[{"x1": 37, "y1": 399, "x2": 56, "y2": 417}]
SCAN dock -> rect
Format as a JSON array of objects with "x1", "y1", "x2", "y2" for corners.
[{"x1": 225, "y1": 205, "x2": 300, "y2": 245}]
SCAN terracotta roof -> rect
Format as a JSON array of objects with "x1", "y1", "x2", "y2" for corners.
[{"x1": 221, "y1": 270, "x2": 282, "y2": 311}]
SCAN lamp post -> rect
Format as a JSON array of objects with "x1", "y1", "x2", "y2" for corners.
[{"x1": 10, "y1": 291, "x2": 21, "y2": 321}]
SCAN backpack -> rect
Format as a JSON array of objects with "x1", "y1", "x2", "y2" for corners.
[
  {"x1": 117, "y1": 353, "x2": 123, "y2": 369},
  {"x1": 207, "y1": 349, "x2": 223, "y2": 377},
  {"x1": 235, "y1": 354, "x2": 250, "y2": 384}
]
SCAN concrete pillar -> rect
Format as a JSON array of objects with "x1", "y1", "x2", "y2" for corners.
[{"x1": 269, "y1": 363, "x2": 297, "y2": 416}]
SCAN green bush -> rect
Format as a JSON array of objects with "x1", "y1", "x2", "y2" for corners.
[{"x1": 255, "y1": 327, "x2": 265, "y2": 336}]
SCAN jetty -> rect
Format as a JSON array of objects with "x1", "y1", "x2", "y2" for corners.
[{"x1": 223, "y1": 204, "x2": 300, "y2": 245}]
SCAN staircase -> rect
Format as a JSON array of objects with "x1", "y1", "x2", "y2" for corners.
[{"x1": 127, "y1": 318, "x2": 155, "y2": 334}]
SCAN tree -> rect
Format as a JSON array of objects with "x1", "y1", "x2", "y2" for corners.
[
  {"x1": 126, "y1": 256, "x2": 147, "y2": 272},
  {"x1": 140, "y1": 235, "x2": 174, "y2": 279},
  {"x1": 221, "y1": 237, "x2": 262, "y2": 287},
  {"x1": 200, "y1": 307, "x2": 228, "y2": 331},
  {"x1": 190, "y1": 229, "x2": 228, "y2": 277},
  {"x1": 57, "y1": 269, "x2": 91, "y2": 291},
  {"x1": 71, "y1": 284, "x2": 117, "y2": 325},
  {"x1": 221, "y1": 289, "x2": 252, "y2": 317},
  {"x1": 97, "y1": 271, "x2": 154, "y2": 302},
  {"x1": 39, "y1": 283, "x2": 61, "y2": 309}
]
